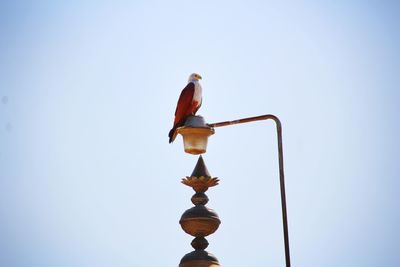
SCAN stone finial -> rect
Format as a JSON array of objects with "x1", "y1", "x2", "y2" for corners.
[{"x1": 179, "y1": 155, "x2": 221, "y2": 267}]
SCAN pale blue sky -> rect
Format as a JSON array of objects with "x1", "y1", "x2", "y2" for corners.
[{"x1": 1, "y1": 1, "x2": 400, "y2": 266}]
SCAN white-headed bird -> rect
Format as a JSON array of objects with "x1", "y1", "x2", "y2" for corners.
[{"x1": 168, "y1": 73, "x2": 203, "y2": 143}]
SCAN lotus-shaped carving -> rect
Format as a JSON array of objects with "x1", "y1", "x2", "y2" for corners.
[{"x1": 181, "y1": 176, "x2": 220, "y2": 193}]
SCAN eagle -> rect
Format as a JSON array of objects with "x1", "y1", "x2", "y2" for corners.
[{"x1": 168, "y1": 73, "x2": 203, "y2": 143}]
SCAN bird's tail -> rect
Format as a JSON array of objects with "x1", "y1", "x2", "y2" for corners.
[{"x1": 168, "y1": 127, "x2": 177, "y2": 143}]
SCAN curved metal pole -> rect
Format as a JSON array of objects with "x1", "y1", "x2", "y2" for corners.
[{"x1": 208, "y1": 114, "x2": 291, "y2": 267}]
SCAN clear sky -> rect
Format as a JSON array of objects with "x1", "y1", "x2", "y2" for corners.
[{"x1": 1, "y1": 1, "x2": 400, "y2": 266}]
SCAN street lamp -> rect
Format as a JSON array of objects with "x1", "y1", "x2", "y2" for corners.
[
  {"x1": 177, "y1": 116, "x2": 214, "y2": 155},
  {"x1": 177, "y1": 114, "x2": 291, "y2": 267}
]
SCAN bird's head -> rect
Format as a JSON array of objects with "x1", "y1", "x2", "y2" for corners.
[{"x1": 188, "y1": 73, "x2": 202, "y2": 82}]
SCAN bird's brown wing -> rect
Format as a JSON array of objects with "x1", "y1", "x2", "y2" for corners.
[{"x1": 173, "y1": 82, "x2": 195, "y2": 126}]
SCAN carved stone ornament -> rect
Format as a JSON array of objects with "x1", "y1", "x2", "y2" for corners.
[{"x1": 179, "y1": 156, "x2": 221, "y2": 267}]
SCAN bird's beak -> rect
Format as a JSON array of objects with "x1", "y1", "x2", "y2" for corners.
[{"x1": 198, "y1": 75, "x2": 202, "y2": 80}]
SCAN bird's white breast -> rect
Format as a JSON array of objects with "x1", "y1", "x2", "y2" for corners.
[{"x1": 193, "y1": 82, "x2": 202, "y2": 103}]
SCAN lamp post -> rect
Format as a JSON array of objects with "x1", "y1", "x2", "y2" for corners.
[{"x1": 177, "y1": 114, "x2": 291, "y2": 267}]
